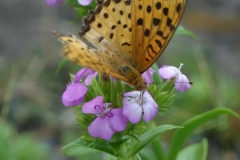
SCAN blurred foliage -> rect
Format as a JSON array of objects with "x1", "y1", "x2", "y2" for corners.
[{"x1": 0, "y1": 120, "x2": 49, "y2": 160}]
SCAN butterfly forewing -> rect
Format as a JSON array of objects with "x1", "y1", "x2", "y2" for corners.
[
  {"x1": 80, "y1": 10, "x2": 121, "y2": 55},
  {"x1": 131, "y1": 0, "x2": 144, "y2": 68},
  {"x1": 138, "y1": 0, "x2": 187, "y2": 73},
  {"x1": 142, "y1": 0, "x2": 154, "y2": 55},
  {"x1": 80, "y1": 0, "x2": 133, "y2": 65}
]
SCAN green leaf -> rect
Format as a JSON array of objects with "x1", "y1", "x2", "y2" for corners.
[
  {"x1": 106, "y1": 154, "x2": 118, "y2": 160},
  {"x1": 62, "y1": 138, "x2": 129, "y2": 158},
  {"x1": 62, "y1": 145, "x2": 99, "y2": 156},
  {"x1": 138, "y1": 147, "x2": 158, "y2": 160},
  {"x1": 55, "y1": 58, "x2": 68, "y2": 75},
  {"x1": 147, "y1": 121, "x2": 166, "y2": 160},
  {"x1": 62, "y1": 139, "x2": 116, "y2": 156},
  {"x1": 175, "y1": 26, "x2": 198, "y2": 40},
  {"x1": 167, "y1": 108, "x2": 239, "y2": 160},
  {"x1": 109, "y1": 138, "x2": 129, "y2": 155},
  {"x1": 62, "y1": 139, "x2": 115, "y2": 155},
  {"x1": 135, "y1": 154, "x2": 142, "y2": 160},
  {"x1": 176, "y1": 139, "x2": 208, "y2": 160},
  {"x1": 130, "y1": 125, "x2": 182, "y2": 156},
  {"x1": 148, "y1": 79, "x2": 175, "y2": 112}
]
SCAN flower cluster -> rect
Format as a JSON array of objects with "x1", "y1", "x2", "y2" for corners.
[{"x1": 61, "y1": 64, "x2": 190, "y2": 140}]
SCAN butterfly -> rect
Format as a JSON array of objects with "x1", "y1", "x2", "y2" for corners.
[{"x1": 54, "y1": 0, "x2": 187, "y2": 90}]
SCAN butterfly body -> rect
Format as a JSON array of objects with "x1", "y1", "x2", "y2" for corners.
[
  {"x1": 54, "y1": 0, "x2": 187, "y2": 90},
  {"x1": 118, "y1": 65, "x2": 147, "y2": 90}
]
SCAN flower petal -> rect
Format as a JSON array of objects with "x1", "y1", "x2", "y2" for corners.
[
  {"x1": 74, "y1": 67, "x2": 97, "y2": 83},
  {"x1": 85, "y1": 71, "x2": 98, "y2": 86},
  {"x1": 123, "y1": 90, "x2": 140, "y2": 98},
  {"x1": 109, "y1": 108, "x2": 128, "y2": 131},
  {"x1": 123, "y1": 103, "x2": 142, "y2": 123},
  {"x1": 88, "y1": 117, "x2": 115, "y2": 140},
  {"x1": 123, "y1": 91, "x2": 158, "y2": 123},
  {"x1": 62, "y1": 83, "x2": 87, "y2": 107},
  {"x1": 175, "y1": 74, "x2": 191, "y2": 92},
  {"x1": 123, "y1": 91, "x2": 143, "y2": 123},
  {"x1": 142, "y1": 68, "x2": 155, "y2": 86},
  {"x1": 82, "y1": 96, "x2": 104, "y2": 115},
  {"x1": 159, "y1": 66, "x2": 179, "y2": 79},
  {"x1": 77, "y1": 0, "x2": 92, "y2": 6},
  {"x1": 142, "y1": 92, "x2": 158, "y2": 122}
]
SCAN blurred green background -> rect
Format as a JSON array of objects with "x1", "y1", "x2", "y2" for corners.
[{"x1": 0, "y1": 0, "x2": 240, "y2": 160}]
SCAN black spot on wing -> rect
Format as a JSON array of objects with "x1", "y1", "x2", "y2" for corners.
[
  {"x1": 163, "y1": 8, "x2": 169, "y2": 16},
  {"x1": 103, "y1": 0, "x2": 111, "y2": 6},
  {"x1": 146, "y1": 5, "x2": 151, "y2": 13},
  {"x1": 155, "y1": 39, "x2": 162, "y2": 48},
  {"x1": 97, "y1": 23, "x2": 102, "y2": 28},
  {"x1": 128, "y1": 13, "x2": 131, "y2": 19},
  {"x1": 155, "y1": 2, "x2": 161, "y2": 10},
  {"x1": 111, "y1": 25, "x2": 116, "y2": 30},
  {"x1": 109, "y1": 33, "x2": 114, "y2": 39},
  {"x1": 119, "y1": 10, "x2": 124, "y2": 15},
  {"x1": 98, "y1": 37, "x2": 104, "y2": 43},
  {"x1": 144, "y1": 29, "x2": 150, "y2": 37},
  {"x1": 176, "y1": 3, "x2": 182, "y2": 12},
  {"x1": 167, "y1": 18, "x2": 172, "y2": 27},
  {"x1": 148, "y1": 44, "x2": 157, "y2": 54},
  {"x1": 157, "y1": 30, "x2": 163, "y2": 37},
  {"x1": 153, "y1": 18, "x2": 161, "y2": 26},
  {"x1": 103, "y1": 13, "x2": 109, "y2": 19},
  {"x1": 125, "y1": 0, "x2": 131, "y2": 5},
  {"x1": 121, "y1": 42, "x2": 131, "y2": 46},
  {"x1": 137, "y1": 18, "x2": 143, "y2": 25}
]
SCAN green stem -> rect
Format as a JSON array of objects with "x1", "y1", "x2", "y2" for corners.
[
  {"x1": 116, "y1": 141, "x2": 128, "y2": 160},
  {"x1": 147, "y1": 121, "x2": 166, "y2": 160},
  {"x1": 128, "y1": 137, "x2": 136, "y2": 160}
]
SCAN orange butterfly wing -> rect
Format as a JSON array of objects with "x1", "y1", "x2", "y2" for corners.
[
  {"x1": 131, "y1": 0, "x2": 187, "y2": 73},
  {"x1": 54, "y1": 32, "x2": 128, "y2": 82}
]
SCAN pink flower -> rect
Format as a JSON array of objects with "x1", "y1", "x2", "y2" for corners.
[
  {"x1": 46, "y1": 0, "x2": 64, "y2": 6},
  {"x1": 62, "y1": 83, "x2": 87, "y2": 107},
  {"x1": 159, "y1": 63, "x2": 191, "y2": 92},
  {"x1": 62, "y1": 69, "x2": 93, "y2": 107},
  {"x1": 142, "y1": 68, "x2": 155, "y2": 86},
  {"x1": 123, "y1": 91, "x2": 158, "y2": 123},
  {"x1": 74, "y1": 67, "x2": 98, "y2": 86},
  {"x1": 78, "y1": 0, "x2": 92, "y2": 6},
  {"x1": 82, "y1": 96, "x2": 128, "y2": 140}
]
